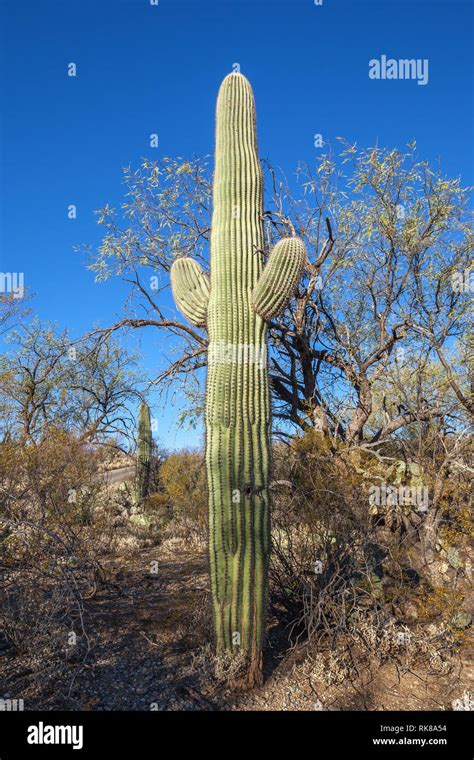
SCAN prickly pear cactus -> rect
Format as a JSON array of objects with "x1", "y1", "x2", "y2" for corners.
[
  {"x1": 137, "y1": 401, "x2": 152, "y2": 501},
  {"x1": 171, "y1": 73, "x2": 306, "y2": 685}
]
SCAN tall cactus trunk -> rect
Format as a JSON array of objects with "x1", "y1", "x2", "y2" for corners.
[
  {"x1": 206, "y1": 75, "x2": 270, "y2": 686},
  {"x1": 137, "y1": 402, "x2": 152, "y2": 501},
  {"x1": 171, "y1": 73, "x2": 306, "y2": 687}
]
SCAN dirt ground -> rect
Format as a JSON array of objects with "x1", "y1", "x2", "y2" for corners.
[{"x1": 2, "y1": 542, "x2": 472, "y2": 711}]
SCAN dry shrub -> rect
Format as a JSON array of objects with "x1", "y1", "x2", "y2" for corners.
[
  {"x1": 269, "y1": 430, "x2": 469, "y2": 672},
  {"x1": 0, "y1": 430, "x2": 103, "y2": 689},
  {"x1": 158, "y1": 450, "x2": 207, "y2": 544}
]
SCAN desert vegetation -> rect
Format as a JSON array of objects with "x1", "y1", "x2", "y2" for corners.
[{"x1": 0, "y1": 71, "x2": 472, "y2": 711}]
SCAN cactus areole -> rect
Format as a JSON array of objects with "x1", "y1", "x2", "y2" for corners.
[{"x1": 171, "y1": 73, "x2": 306, "y2": 686}]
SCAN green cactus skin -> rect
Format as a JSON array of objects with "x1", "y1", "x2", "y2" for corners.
[
  {"x1": 170, "y1": 257, "x2": 210, "y2": 327},
  {"x1": 252, "y1": 237, "x2": 307, "y2": 320},
  {"x1": 137, "y1": 402, "x2": 152, "y2": 501},
  {"x1": 171, "y1": 73, "x2": 306, "y2": 686}
]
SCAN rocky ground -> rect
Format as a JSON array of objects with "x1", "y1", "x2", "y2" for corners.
[{"x1": 2, "y1": 539, "x2": 472, "y2": 712}]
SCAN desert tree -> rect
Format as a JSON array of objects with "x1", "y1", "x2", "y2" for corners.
[
  {"x1": 0, "y1": 320, "x2": 141, "y2": 447},
  {"x1": 82, "y1": 143, "x2": 472, "y2": 447}
]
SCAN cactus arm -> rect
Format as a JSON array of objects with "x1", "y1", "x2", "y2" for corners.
[
  {"x1": 170, "y1": 257, "x2": 210, "y2": 327},
  {"x1": 252, "y1": 237, "x2": 306, "y2": 320}
]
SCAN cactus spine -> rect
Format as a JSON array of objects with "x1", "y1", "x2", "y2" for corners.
[
  {"x1": 171, "y1": 73, "x2": 306, "y2": 686},
  {"x1": 137, "y1": 402, "x2": 152, "y2": 500}
]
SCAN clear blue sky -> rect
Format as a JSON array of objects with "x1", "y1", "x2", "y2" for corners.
[{"x1": 1, "y1": 0, "x2": 472, "y2": 449}]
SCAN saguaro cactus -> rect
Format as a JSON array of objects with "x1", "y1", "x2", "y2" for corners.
[
  {"x1": 137, "y1": 401, "x2": 152, "y2": 501},
  {"x1": 171, "y1": 73, "x2": 306, "y2": 686}
]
